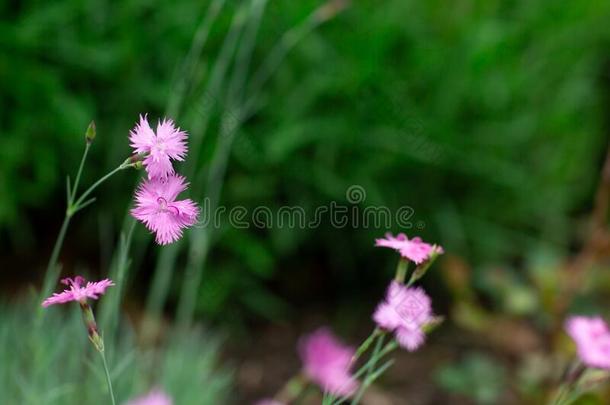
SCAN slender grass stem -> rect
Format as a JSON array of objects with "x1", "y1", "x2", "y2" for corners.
[
  {"x1": 175, "y1": 1, "x2": 252, "y2": 329},
  {"x1": 176, "y1": 0, "x2": 344, "y2": 329},
  {"x1": 99, "y1": 350, "x2": 116, "y2": 405},
  {"x1": 166, "y1": 0, "x2": 226, "y2": 118},
  {"x1": 242, "y1": 0, "x2": 349, "y2": 121},
  {"x1": 176, "y1": 232, "x2": 211, "y2": 327}
]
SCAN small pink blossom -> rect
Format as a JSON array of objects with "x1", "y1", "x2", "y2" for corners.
[
  {"x1": 131, "y1": 174, "x2": 199, "y2": 245},
  {"x1": 373, "y1": 281, "x2": 433, "y2": 351},
  {"x1": 299, "y1": 328, "x2": 358, "y2": 397},
  {"x1": 129, "y1": 115, "x2": 188, "y2": 179},
  {"x1": 42, "y1": 276, "x2": 114, "y2": 307},
  {"x1": 254, "y1": 400, "x2": 285, "y2": 405},
  {"x1": 375, "y1": 233, "x2": 441, "y2": 264},
  {"x1": 125, "y1": 389, "x2": 173, "y2": 405},
  {"x1": 565, "y1": 316, "x2": 610, "y2": 369}
]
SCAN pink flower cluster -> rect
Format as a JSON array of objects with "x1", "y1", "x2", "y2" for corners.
[
  {"x1": 42, "y1": 276, "x2": 114, "y2": 307},
  {"x1": 299, "y1": 328, "x2": 359, "y2": 397},
  {"x1": 374, "y1": 281, "x2": 433, "y2": 351},
  {"x1": 373, "y1": 233, "x2": 442, "y2": 351},
  {"x1": 129, "y1": 115, "x2": 199, "y2": 245},
  {"x1": 565, "y1": 315, "x2": 610, "y2": 369},
  {"x1": 375, "y1": 233, "x2": 441, "y2": 264}
]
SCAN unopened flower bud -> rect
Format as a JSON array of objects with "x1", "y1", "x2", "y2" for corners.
[
  {"x1": 85, "y1": 121, "x2": 96, "y2": 144},
  {"x1": 129, "y1": 153, "x2": 145, "y2": 164},
  {"x1": 79, "y1": 301, "x2": 104, "y2": 352}
]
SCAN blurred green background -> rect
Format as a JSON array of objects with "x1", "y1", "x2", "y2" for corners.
[{"x1": 2, "y1": 0, "x2": 610, "y2": 403}]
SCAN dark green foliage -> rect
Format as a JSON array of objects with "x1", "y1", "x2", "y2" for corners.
[{"x1": 2, "y1": 0, "x2": 610, "y2": 321}]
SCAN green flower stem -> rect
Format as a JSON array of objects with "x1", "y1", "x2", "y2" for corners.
[
  {"x1": 351, "y1": 328, "x2": 382, "y2": 365},
  {"x1": 406, "y1": 247, "x2": 442, "y2": 287},
  {"x1": 551, "y1": 362, "x2": 586, "y2": 405},
  {"x1": 70, "y1": 158, "x2": 134, "y2": 216},
  {"x1": 351, "y1": 333, "x2": 385, "y2": 405},
  {"x1": 351, "y1": 256, "x2": 410, "y2": 363},
  {"x1": 394, "y1": 258, "x2": 409, "y2": 283},
  {"x1": 70, "y1": 142, "x2": 91, "y2": 200},
  {"x1": 99, "y1": 344, "x2": 116, "y2": 405},
  {"x1": 38, "y1": 156, "x2": 136, "y2": 317},
  {"x1": 80, "y1": 301, "x2": 116, "y2": 405},
  {"x1": 38, "y1": 215, "x2": 71, "y2": 315}
]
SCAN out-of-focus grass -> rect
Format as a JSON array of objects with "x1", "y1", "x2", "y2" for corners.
[
  {"x1": 0, "y1": 300, "x2": 230, "y2": 405},
  {"x1": 3, "y1": 0, "x2": 610, "y2": 377}
]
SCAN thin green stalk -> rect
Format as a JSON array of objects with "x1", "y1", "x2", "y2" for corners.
[
  {"x1": 38, "y1": 139, "x2": 92, "y2": 312},
  {"x1": 395, "y1": 258, "x2": 408, "y2": 283},
  {"x1": 39, "y1": 156, "x2": 135, "y2": 318},
  {"x1": 38, "y1": 215, "x2": 71, "y2": 313},
  {"x1": 351, "y1": 334, "x2": 385, "y2": 405},
  {"x1": 71, "y1": 143, "x2": 91, "y2": 200},
  {"x1": 351, "y1": 328, "x2": 382, "y2": 365},
  {"x1": 406, "y1": 247, "x2": 442, "y2": 287},
  {"x1": 71, "y1": 158, "x2": 133, "y2": 215},
  {"x1": 551, "y1": 362, "x2": 586, "y2": 405},
  {"x1": 330, "y1": 338, "x2": 397, "y2": 405},
  {"x1": 99, "y1": 350, "x2": 116, "y2": 405}
]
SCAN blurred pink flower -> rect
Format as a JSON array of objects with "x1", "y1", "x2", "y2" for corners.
[
  {"x1": 254, "y1": 400, "x2": 284, "y2": 405},
  {"x1": 125, "y1": 389, "x2": 172, "y2": 405},
  {"x1": 299, "y1": 328, "x2": 358, "y2": 397},
  {"x1": 565, "y1": 316, "x2": 610, "y2": 369},
  {"x1": 373, "y1": 281, "x2": 432, "y2": 351},
  {"x1": 375, "y1": 233, "x2": 440, "y2": 264},
  {"x1": 42, "y1": 276, "x2": 114, "y2": 307},
  {"x1": 131, "y1": 174, "x2": 199, "y2": 245},
  {"x1": 129, "y1": 115, "x2": 188, "y2": 179}
]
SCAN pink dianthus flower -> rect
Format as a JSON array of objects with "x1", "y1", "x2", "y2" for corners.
[
  {"x1": 373, "y1": 281, "x2": 433, "y2": 351},
  {"x1": 375, "y1": 233, "x2": 440, "y2": 264},
  {"x1": 131, "y1": 174, "x2": 199, "y2": 245},
  {"x1": 129, "y1": 115, "x2": 188, "y2": 179},
  {"x1": 565, "y1": 316, "x2": 610, "y2": 369},
  {"x1": 298, "y1": 328, "x2": 358, "y2": 397},
  {"x1": 42, "y1": 276, "x2": 114, "y2": 307}
]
